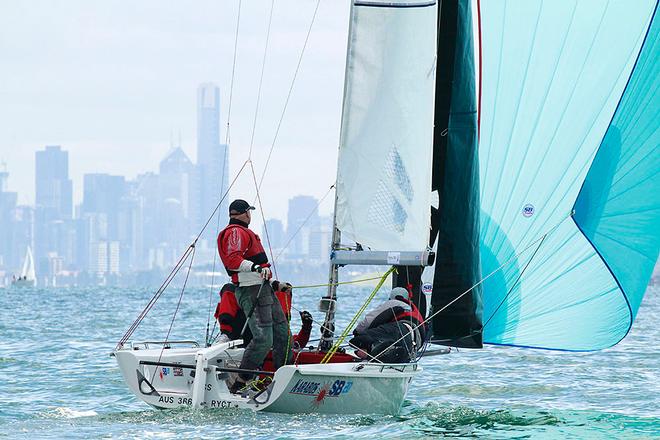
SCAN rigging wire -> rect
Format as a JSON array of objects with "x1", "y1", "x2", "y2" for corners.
[
  {"x1": 250, "y1": 0, "x2": 321, "y2": 277},
  {"x1": 118, "y1": 0, "x2": 323, "y2": 348},
  {"x1": 225, "y1": 0, "x2": 242, "y2": 148},
  {"x1": 116, "y1": 244, "x2": 195, "y2": 350},
  {"x1": 273, "y1": 184, "x2": 335, "y2": 263},
  {"x1": 241, "y1": 0, "x2": 279, "y2": 278},
  {"x1": 482, "y1": 234, "x2": 547, "y2": 330},
  {"x1": 205, "y1": 0, "x2": 322, "y2": 344},
  {"x1": 366, "y1": 212, "x2": 574, "y2": 364},
  {"x1": 150, "y1": 244, "x2": 196, "y2": 385},
  {"x1": 248, "y1": 0, "x2": 276, "y2": 158},
  {"x1": 206, "y1": 0, "x2": 244, "y2": 347},
  {"x1": 116, "y1": 161, "x2": 251, "y2": 348},
  {"x1": 249, "y1": 160, "x2": 279, "y2": 279},
  {"x1": 256, "y1": 0, "x2": 323, "y2": 191}
]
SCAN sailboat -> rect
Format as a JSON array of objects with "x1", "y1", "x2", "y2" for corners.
[
  {"x1": 113, "y1": 0, "x2": 659, "y2": 415},
  {"x1": 12, "y1": 246, "x2": 36, "y2": 288}
]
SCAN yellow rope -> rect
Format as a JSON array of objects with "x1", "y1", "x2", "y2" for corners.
[
  {"x1": 292, "y1": 274, "x2": 391, "y2": 290},
  {"x1": 320, "y1": 267, "x2": 397, "y2": 364}
]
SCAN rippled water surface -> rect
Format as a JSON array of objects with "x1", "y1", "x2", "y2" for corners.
[{"x1": 1, "y1": 284, "x2": 658, "y2": 439}]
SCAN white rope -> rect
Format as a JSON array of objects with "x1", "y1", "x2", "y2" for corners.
[{"x1": 206, "y1": 0, "x2": 243, "y2": 346}]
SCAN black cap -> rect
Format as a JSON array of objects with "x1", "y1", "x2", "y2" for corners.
[{"x1": 229, "y1": 199, "x2": 255, "y2": 215}]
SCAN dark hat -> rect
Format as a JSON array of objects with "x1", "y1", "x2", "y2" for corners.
[{"x1": 229, "y1": 199, "x2": 255, "y2": 215}]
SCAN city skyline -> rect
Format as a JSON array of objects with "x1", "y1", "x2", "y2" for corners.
[
  {"x1": 0, "y1": 113, "x2": 336, "y2": 287},
  {"x1": 0, "y1": 141, "x2": 332, "y2": 227},
  {"x1": 0, "y1": 1, "x2": 346, "y2": 222}
]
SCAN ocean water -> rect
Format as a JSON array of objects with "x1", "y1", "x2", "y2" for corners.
[{"x1": 0, "y1": 283, "x2": 658, "y2": 439}]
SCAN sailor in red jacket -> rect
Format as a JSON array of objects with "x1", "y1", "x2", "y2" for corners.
[
  {"x1": 350, "y1": 287, "x2": 426, "y2": 363},
  {"x1": 217, "y1": 199, "x2": 291, "y2": 393}
]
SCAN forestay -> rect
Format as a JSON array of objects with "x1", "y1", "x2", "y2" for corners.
[
  {"x1": 478, "y1": 1, "x2": 659, "y2": 351},
  {"x1": 335, "y1": 0, "x2": 437, "y2": 251}
]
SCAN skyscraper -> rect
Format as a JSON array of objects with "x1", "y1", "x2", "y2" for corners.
[
  {"x1": 35, "y1": 146, "x2": 72, "y2": 220},
  {"x1": 82, "y1": 173, "x2": 126, "y2": 241},
  {"x1": 159, "y1": 146, "x2": 194, "y2": 222},
  {"x1": 196, "y1": 83, "x2": 229, "y2": 246},
  {"x1": 263, "y1": 219, "x2": 285, "y2": 250},
  {"x1": 81, "y1": 173, "x2": 126, "y2": 277},
  {"x1": 286, "y1": 195, "x2": 320, "y2": 257},
  {"x1": 34, "y1": 146, "x2": 74, "y2": 281},
  {"x1": 0, "y1": 165, "x2": 18, "y2": 273}
]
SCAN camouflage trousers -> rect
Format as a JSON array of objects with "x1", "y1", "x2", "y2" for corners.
[{"x1": 235, "y1": 282, "x2": 291, "y2": 380}]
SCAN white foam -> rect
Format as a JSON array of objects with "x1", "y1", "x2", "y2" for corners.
[{"x1": 52, "y1": 407, "x2": 98, "y2": 418}]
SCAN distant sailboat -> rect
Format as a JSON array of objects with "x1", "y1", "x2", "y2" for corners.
[{"x1": 12, "y1": 246, "x2": 36, "y2": 288}]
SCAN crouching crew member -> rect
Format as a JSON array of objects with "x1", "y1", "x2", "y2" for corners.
[{"x1": 349, "y1": 287, "x2": 426, "y2": 363}]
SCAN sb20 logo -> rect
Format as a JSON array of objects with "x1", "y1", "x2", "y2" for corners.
[{"x1": 328, "y1": 380, "x2": 353, "y2": 396}]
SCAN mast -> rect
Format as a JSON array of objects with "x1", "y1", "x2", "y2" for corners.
[
  {"x1": 319, "y1": 221, "x2": 340, "y2": 351},
  {"x1": 318, "y1": 0, "x2": 355, "y2": 352}
]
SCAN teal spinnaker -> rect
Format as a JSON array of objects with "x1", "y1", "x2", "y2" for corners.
[
  {"x1": 478, "y1": 1, "x2": 659, "y2": 351},
  {"x1": 573, "y1": 4, "x2": 660, "y2": 336}
]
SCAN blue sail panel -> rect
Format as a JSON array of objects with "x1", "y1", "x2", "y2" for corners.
[
  {"x1": 574, "y1": 5, "x2": 660, "y2": 322},
  {"x1": 478, "y1": 0, "x2": 658, "y2": 351}
]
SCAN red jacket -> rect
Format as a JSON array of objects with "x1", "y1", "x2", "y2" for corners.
[
  {"x1": 214, "y1": 283, "x2": 252, "y2": 345},
  {"x1": 215, "y1": 283, "x2": 311, "y2": 348},
  {"x1": 217, "y1": 219, "x2": 270, "y2": 285},
  {"x1": 394, "y1": 297, "x2": 426, "y2": 340},
  {"x1": 275, "y1": 289, "x2": 311, "y2": 349}
]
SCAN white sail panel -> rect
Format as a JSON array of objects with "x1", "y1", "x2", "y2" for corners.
[{"x1": 335, "y1": 0, "x2": 437, "y2": 251}]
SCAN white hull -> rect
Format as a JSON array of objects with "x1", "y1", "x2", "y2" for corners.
[
  {"x1": 114, "y1": 340, "x2": 419, "y2": 415},
  {"x1": 12, "y1": 279, "x2": 35, "y2": 288}
]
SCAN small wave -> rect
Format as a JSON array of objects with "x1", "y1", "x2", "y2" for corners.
[
  {"x1": 398, "y1": 404, "x2": 563, "y2": 436},
  {"x1": 50, "y1": 407, "x2": 98, "y2": 419}
]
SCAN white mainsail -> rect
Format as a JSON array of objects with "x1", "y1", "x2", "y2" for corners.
[{"x1": 335, "y1": 0, "x2": 437, "y2": 251}]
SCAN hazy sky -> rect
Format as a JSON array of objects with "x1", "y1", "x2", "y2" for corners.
[{"x1": 0, "y1": 0, "x2": 350, "y2": 226}]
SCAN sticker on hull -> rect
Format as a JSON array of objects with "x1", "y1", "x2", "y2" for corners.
[{"x1": 289, "y1": 379, "x2": 353, "y2": 408}]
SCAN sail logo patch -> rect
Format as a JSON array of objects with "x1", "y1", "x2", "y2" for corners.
[
  {"x1": 422, "y1": 283, "x2": 433, "y2": 294},
  {"x1": 522, "y1": 204, "x2": 535, "y2": 218}
]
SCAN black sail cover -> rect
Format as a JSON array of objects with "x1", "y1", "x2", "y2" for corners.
[{"x1": 429, "y1": 0, "x2": 483, "y2": 348}]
